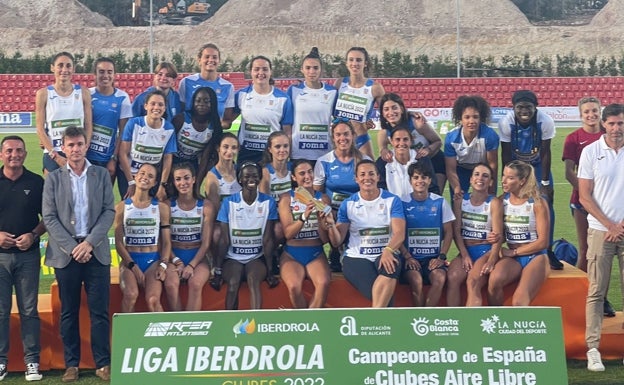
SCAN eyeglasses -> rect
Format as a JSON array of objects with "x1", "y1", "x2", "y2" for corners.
[{"x1": 332, "y1": 117, "x2": 350, "y2": 125}]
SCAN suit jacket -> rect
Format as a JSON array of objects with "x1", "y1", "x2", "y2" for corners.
[{"x1": 42, "y1": 164, "x2": 115, "y2": 269}]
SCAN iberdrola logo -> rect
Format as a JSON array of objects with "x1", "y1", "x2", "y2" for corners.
[{"x1": 233, "y1": 319, "x2": 256, "y2": 337}]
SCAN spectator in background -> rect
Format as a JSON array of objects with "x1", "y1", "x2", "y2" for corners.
[
  {"x1": 35, "y1": 52, "x2": 93, "y2": 174},
  {"x1": 178, "y1": 43, "x2": 235, "y2": 129},
  {"x1": 444, "y1": 95, "x2": 499, "y2": 201},
  {"x1": 498, "y1": 90, "x2": 561, "y2": 269},
  {"x1": 0, "y1": 135, "x2": 46, "y2": 381},
  {"x1": 578, "y1": 103, "x2": 624, "y2": 372},
  {"x1": 132, "y1": 62, "x2": 181, "y2": 123},
  {"x1": 333, "y1": 47, "x2": 384, "y2": 159},
  {"x1": 42, "y1": 126, "x2": 115, "y2": 382},
  {"x1": 87, "y1": 57, "x2": 133, "y2": 194},
  {"x1": 562, "y1": 96, "x2": 615, "y2": 317}
]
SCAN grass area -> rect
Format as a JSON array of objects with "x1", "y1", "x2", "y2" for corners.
[{"x1": 10, "y1": 129, "x2": 624, "y2": 382}]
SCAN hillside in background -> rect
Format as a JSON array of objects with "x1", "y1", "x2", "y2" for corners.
[{"x1": 0, "y1": 0, "x2": 621, "y2": 66}]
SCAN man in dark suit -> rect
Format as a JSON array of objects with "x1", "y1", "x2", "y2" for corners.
[{"x1": 42, "y1": 126, "x2": 115, "y2": 382}]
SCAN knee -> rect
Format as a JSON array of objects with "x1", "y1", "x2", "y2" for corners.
[
  {"x1": 511, "y1": 292, "x2": 529, "y2": 307},
  {"x1": 122, "y1": 288, "x2": 139, "y2": 304},
  {"x1": 145, "y1": 294, "x2": 161, "y2": 309},
  {"x1": 164, "y1": 278, "x2": 178, "y2": 293}
]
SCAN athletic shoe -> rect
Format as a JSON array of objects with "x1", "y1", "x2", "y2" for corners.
[
  {"x1": 587, "y1": 348, "x2": 605, "y2": 372},
  {"x1": 25, "y1": 363, "x2": 42, "y2": 381},
  {"x1": 604, "y1": 299, "x2": 616, "y2": 317},
  {"x1": 0, "y1": 363, "x2": 7, "y2": 381}
]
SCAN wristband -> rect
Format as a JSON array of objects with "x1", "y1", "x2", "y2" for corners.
[
  {"x1": 128, "y1": 180, "x2": 136, "y2": 186},
  {"x1": 384, "y1": 246, "x2": 400, "y2": 257},
  {"x1": 159, "y1": 262, "x2": 167, "y2": 270},
  {"x1": 188, "y1": 263, "x2": 196, "y2": 270},
  {"x1": 540, "y1": 180, "x2": 550, "y2": 186},
  {"x1": 172, "y1": 257, "x2": 181, "y2": 264},
  {"x1": 299, "y1": 213, "x2": 307, "y2": 223},
  {"x1": 438, "y1": 253, "x2": 447, "y2": 261}
]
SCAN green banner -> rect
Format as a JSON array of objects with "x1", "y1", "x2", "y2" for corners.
[{"x1": 111, "y1": 307, "x2": 567, "y2": 384}]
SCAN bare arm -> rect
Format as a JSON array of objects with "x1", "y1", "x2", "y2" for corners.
[
  {"x1": 81, "y1": 87, "x2": 93, "y2": 148},
  {"x1": 564, "y1": 159, "x2": 579, "y2": 190},
  {"x1": 486, "y1": 149, "x2": 498, "y2": 195}
]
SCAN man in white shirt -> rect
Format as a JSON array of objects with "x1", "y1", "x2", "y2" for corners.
[
  {"x1": 42, "y1": 126, "x2": 115, "y2": 382},
  {"x1": 578, "y1": 104, "x2": 624, "y2": 372}
]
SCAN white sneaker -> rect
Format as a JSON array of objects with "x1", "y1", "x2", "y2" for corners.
[
  {"x1": 24, "y1": 363, "x2": 42, "y2": 381},
  {"x1": 0, "y1": 363, "x2": 7, "y2": 381},
  {"x1": 587, "y1": 348, "x2": 605, "y2": 372}
]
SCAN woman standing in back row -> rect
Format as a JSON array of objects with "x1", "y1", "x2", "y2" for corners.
[
  {"x1": 35, "y1": 52, "x2": 92, "y2": 174},
  {"x1": 288, "y1": 47, "x2": 337, "y2": 164},
  {"x1": 333, "y1": 47, "x2": 384, "y2": 160},
  {"x1": 178, "y1": 43, "x2": 236, "y2": 129}
]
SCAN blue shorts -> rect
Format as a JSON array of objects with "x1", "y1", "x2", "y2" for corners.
[
  {"x1": 284, "y1": 244, "x2": 324, "y2": 266},
  {"x1": 407, "y1": 256, "x2": 447, "y2": 285},
  {"x1": 515, "y1": 249, "x2": 546, "y2": 269},
  {"x1": 355, "y1": 133, "x2": 371, "y2": 149},
  {"x1": 173, "y1": 248, "x2": 198, "y2": 265},
  {"x1": 129, "y1": 251, "x2": 159, "y2": 272},
  {"x1": 466, "y1": 244, "x2": 491, "y2": 262}
]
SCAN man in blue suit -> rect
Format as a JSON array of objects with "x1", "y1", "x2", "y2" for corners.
[{"x1": 42, "y1": 125, "x2": 115, "y2": 382}]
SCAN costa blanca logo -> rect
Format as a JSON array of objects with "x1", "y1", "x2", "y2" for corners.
[
  {"x1": 481, "y1": 314, "x2": 548, "y2": 335},
  {"x1": 411, "y1": 317, "x2": 460, "y2": 337},
  {"x1": 144, "y1": 321, "x2": 212, "y2": 337}
]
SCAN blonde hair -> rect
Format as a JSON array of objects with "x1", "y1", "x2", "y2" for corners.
[{"x1": 505, "y1": 160, "x2": 540, "y2": 201}]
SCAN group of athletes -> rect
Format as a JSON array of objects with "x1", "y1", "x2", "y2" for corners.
[{"x1": 30, "y1": 43, "x2": 610, "y2": 315}]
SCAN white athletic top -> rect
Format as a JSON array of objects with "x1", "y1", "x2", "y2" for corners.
[
  {"x1": 333, "y1": 77, "x2": 375, "y2": 123},
  {"x1": 209, "y1": 166, "x2": 242, "y2": 200},
  {"x1": 288, "y1": 82, "x2": 337, "y2": 160},
  {"x1": 45, "y1": 84, "x2": 84, "y2": 151},
  {"x1": 170, "y1": 199, "x2": 203, "y2": 243},
  {"x1": 234, "y1": 85, "x2": 293, "y2": 162},
  {"x1": 289, "y1": 190, "x2": 322, "y2": 240},
  {"x1": 175, "y1": 112, "x2": 214, "y2": 161},
  {"x1": 384, "y1": 149, "x2": 418, "y2": 202},
  {"x1": 123, "y1": 198, "x2": 160, "y2": 246},
  {"x1": 121, "y1": 116, "x2": 177, "y2": 175},
  {"x1": 217, "y1": 192, "x2": 278, "y2": 263},
  {"x1": 337, "y1": 189, "x2": 405, "y2": 262},
  {"x1": 460, "y1": 193, "x2": 495, "y2": 240},
  {"x1": 502, "y1": 193, "x2": 538, "y2": 245},
  {"x1": 266, "y1": 163, "x2": 292, "y2": 200},
  {"x1": 578, "y1": 135, "x2": 624, "y2": 231}
]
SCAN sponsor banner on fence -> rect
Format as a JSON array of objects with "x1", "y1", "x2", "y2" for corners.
[{"x1": 111, "y1": 307, "x2": 567, "y2": 385}]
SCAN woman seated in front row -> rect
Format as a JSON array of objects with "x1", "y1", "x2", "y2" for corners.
[
  {"x1": 115, "y1": 163, "x2": 171, "y2": 312},
  {"x1": 216, "y1": 161, "x2": 279, "y2": 309},
  {"x1": 488, "y1": 160, "x2": 550, "y2": 306},
  {"x1": 279, "y1": 160, "x2": 332, "y2": 308},
  {"x1": 324, "y1": 160, "x2": 405, "y2": 308}
]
